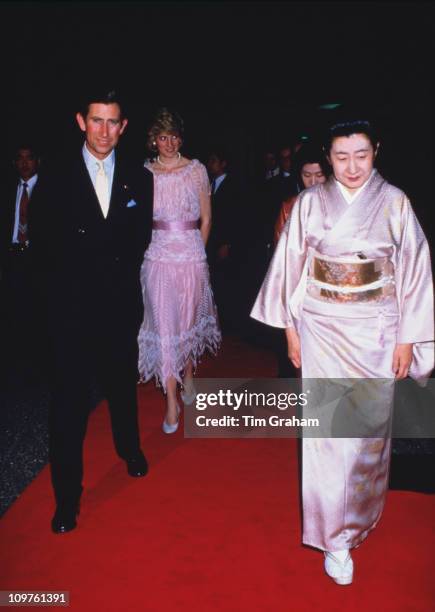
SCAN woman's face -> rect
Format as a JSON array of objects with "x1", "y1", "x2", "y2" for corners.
[
  {"x1": 156, "y1": 131, "x2": 181, "y2": 158},
  {"x1": 328, "y1": 133, "x2": 377, "y2": 193},
  {"x1": 300, "y1": 163, "x2": 326, "y2": 189}
]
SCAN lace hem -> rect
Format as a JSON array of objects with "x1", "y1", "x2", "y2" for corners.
[{"x1": 138, "y1": 315, "x2": 221, "y2": 392}]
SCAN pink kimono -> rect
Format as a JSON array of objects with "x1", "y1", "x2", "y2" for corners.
[{"x1": 251, "y1": 170, "x2": 434, "y2": 551}]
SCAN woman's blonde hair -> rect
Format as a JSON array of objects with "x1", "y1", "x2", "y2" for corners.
[{"x1": 147, "y1": 107, "x2": 184, "y2": 152}]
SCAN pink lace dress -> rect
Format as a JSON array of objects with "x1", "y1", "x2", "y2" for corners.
[{"x1": 138, "y1": 159, "x2": 221, "y2": 389}]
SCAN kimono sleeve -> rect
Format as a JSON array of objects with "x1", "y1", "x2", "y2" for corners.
[
  {"x1": 250, "y1": 195, "x2": 308, "y2": 329},
  {"x1": 395, "y1": 196, "x2": 434, "y2": 380}
]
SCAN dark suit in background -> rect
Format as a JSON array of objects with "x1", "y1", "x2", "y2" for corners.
[
  {"x1": 0, "y1": 181, "x2": 20, "y2": 256},
  {"x1": 0, "y1": 147, "x2": 41, "y2": 387},
  {"x1": 207, "y1": 173, "x2": 241, "y2": 331},
  {"x1": 262, "y1": 171, "x2": 299, "y2": 253}
]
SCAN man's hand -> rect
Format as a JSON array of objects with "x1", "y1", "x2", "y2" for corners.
[
  {"x1": 285, "y1": 327, "x2": 301, "y2": 369},
  {"x1": 392, "y1": 343, "x2": 413, "y2": 379}
]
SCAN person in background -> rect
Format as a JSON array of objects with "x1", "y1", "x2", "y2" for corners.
[
  {"x1": 262, "y1": 141, "x2": 300, "y2": 261},
  {"x1": 206, "y1": 148, "x2": 242, "y2": 331},
  {"x1": 274, "y1": 143, "x2": 329, "y2": 244},
  {"x1": 272, "y1": 142, "x2": 329, "y2": 378},
  {"x1": 263, "y1": 148, "x2": 279, "y2": 180},
  {"x1": 0, "y1": 145, "x2": 41, "y2": 387}
]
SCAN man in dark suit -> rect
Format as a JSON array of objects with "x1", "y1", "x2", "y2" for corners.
[
  {"x1": 265, "y1": 143, "x2": 300, "y2": 243},
  {"x1": 206, "y1": 149, "x2": 241, "y2": 331},
  {"x1": 0, "y1": 145, "x2": 40, "y2": 254},
  {"x1": 0, "y1": 145, "x2": 41, "y2": 387},
  {"x1": 29, "y1": 90, "x2": 153, "y2": 533}
]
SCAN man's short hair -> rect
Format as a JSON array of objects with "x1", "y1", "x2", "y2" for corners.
[
  {"x1": 79, "y1": 89, "x2": 126, "y2": 119},
  {"x1": 13, "y1": 144, "x2": 40, "y2": 160}
]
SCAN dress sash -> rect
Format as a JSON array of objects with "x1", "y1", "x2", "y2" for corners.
[{"x1": 153, "y1": 220, "x2": 199, "y2": 230}]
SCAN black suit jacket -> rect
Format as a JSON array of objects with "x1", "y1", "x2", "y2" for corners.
[
  {"x1": 266, "y1": 172, "x2": 299, "y2": 214},
  {"x1": 29, "y1": 150, "x2": 153, "y2": 340},
  {"x1": 0, "y1": 178, "x2": 34, "y2": 265},
  {"x1": 207, "y1": 174, "x2": 241, "y2": 264},
  {"x1": 253, "y1": 172, "x2": 299, "y2": 248}
]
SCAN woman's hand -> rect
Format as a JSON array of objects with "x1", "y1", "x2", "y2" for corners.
[
  {"x1": 392, "y1": 343, "x2": 413, "y2": 379},
  {"x1": 199, "y1": 191, "x2": 212, "y2": 245},
  {"x1": 285, "y1": 327, "x2": 301, "y2": 369}
]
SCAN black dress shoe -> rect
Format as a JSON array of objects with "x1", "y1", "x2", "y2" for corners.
[
  {"x1": 51, "y1": 504, "x2": 79, "y2": 534},
  {"x1": 125, "y1": 452, "x2": 149, "y2": 477}
]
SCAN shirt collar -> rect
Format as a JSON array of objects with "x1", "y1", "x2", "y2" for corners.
[
  {"x1": 214, "y1": 173, "x2": 227, "y2": 192},
  {"x1": 20, "y1": 174, "x2": 38, "y2": 188},
  {"x1": 82, "y1": 142, "x2": 115, "y2": 170}
]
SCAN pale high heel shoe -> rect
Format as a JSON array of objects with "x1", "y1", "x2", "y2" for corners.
[
  {"x1": 180, "y1": 381, "x2": 197, "y2": 405},
  {"x1": 324, "y1": 550, "x2": 354, "y2": 585},
  {"x1": 162, "y1": 404, "x2": 181, "y2": 434}
]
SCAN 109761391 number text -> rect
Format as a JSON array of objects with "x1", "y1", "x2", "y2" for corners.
[{"x1": 0, "y1": 592, "x2": 69, "y2": 606}]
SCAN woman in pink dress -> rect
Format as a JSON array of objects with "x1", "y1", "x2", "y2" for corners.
[{"x1": 138, "y1": 108, "x2": 221, "y2": 433}]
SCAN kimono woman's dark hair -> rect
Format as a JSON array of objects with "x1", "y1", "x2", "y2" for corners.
[
  {"x1": 324, "y1": 120, "x2": 379, "y2": 153},
  {"x1": 293, "y1": 142, "x2": 330, "y2": 185}
]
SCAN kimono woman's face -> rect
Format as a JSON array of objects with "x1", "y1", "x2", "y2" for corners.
[
  {"x1": 328, "y1": 133, "x2": 377, "y2": 193},
  {"x1": 300, "y1": 163, "x2": 326, "y2": 188}
]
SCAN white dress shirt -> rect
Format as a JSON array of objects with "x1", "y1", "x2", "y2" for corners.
[
  {"x1": 212, "y1": 173, "x2": 227, "y2": 194},
  {"x1": 266, "y1": 167, "x2": 280, "y2": 180},
  {"x1": 12, "y1": 174, "x2": 38, "y2": 242},
  {"x1": 82, "y1": 144, "x2": 115, "y2": 215}
]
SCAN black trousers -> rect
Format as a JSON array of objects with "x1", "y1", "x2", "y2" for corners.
[
  {"x1": 48, "y1": 311, "x2": 142, "y2": 509},
  {"x1": 1, "y1": 249, "x2": 46, "y2": 387},
  {"x1": 209, "y1": 256, "x2": 241, "y2": 333}
]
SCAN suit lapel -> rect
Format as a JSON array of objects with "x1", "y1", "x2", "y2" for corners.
[
  {"x1": 72, "y1": 155, "x2": 106, "y2": 223},
  {"x1": 107, "y1": 156, "x2": 124, "y2": 221},
  {"x1": 8, "y1": 183, "x2": 19, "y2": 238},
  {"x1": 213, "y1": 175, "x2": 226, "y2": 206}
]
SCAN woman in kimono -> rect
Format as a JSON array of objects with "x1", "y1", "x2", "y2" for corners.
[{"x1": 251, "y1": 120, "x2": 434, "y2": 585}]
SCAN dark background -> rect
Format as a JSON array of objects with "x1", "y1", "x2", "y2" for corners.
[{"x1": 1, "y1": 1, "x2": 433, "y2": 225}]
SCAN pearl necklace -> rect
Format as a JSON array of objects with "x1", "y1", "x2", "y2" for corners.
[{"x1": 157, "y1": 152, "x2": 181, "y2": 168}]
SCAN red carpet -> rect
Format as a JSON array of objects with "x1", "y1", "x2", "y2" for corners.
[{"x1": 1, "y1": 336, "x2": 434, "y2": 611}]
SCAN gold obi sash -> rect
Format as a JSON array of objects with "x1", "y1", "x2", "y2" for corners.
[{"x1": 307, "y1": 252, "x2": 395, "y2": 303}]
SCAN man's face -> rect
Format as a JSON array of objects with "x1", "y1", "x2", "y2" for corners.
[
  {"x1": 15, "y1": 149, "x2": 38, "y2": 180},
  {"x1": 76, "y1": 103, "x2": 127, "y2": 159},
  {"x1": 328, "y1": 133, "x2": 377, "y2": 193},
  {"x1": 264, "y1": 152, "x2": 277, "y2": 171},
  {"x1": 207, "y1": 154, "x2": 226, "y2": 178},
  {"x1": 279, "y1": 147, "x2": 292, "y2": 173}
]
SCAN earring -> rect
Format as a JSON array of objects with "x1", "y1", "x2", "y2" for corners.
[{"x1": 152, "y1": 141, "x2": 156, "y2": 147}]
